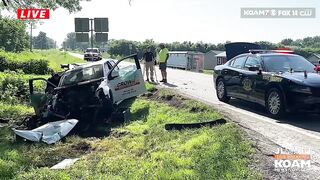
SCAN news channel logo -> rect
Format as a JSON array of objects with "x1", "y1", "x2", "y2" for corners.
[{"x1": 241, "y1": 8, "x2": 316, "y2": 18}]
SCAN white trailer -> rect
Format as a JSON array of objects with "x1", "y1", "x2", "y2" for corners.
[{"x1": 167, "y1": 51, "x2": 204, "y2": 72}]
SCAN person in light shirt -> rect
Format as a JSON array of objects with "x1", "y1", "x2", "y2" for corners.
[{"x1": 158, "y1": 44, "x2": 169, "y2": 83}]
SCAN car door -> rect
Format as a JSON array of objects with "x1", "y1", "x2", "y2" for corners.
[
  {"x1": 106, "y1": 54, "x2": 146, "y2": 104},
  {"x1": 224, "y1": 55, "x2": 248, "y2": 99},
  {"x1": 241, "y1": 56, "x2": 265, "y2": 105}
]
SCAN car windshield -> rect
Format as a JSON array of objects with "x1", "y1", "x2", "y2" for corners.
[
  {"x1": 86, "y1": 49, "x2": 98, "y2": 53},
  {"x1": 262, "y1": 55, "x2": 315, "y2": 73},
  {"x1": 61, "y1": 65, "x2": 103, "y2": 86}
]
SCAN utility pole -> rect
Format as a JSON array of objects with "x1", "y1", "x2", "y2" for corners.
[
  {"x1": 90, "y1": 18, "x2": 94, "y2": 49},
  {"x1": 30, "y1": 22, "x2": 33, "y2": 52}
]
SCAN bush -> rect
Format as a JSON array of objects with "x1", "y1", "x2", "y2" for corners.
[
  {"x1": 0, "y1": 72, "x2": 48, "y2": 104},
  {"x1": 0, "y1": 57, "x2": 53, "y2": 75}
]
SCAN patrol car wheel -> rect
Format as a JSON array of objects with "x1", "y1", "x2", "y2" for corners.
[
  {"x1": 266, "y1": 88, "x2": 284, "y2": 118},
  {"x1": 216, "y1": 79, "x2": 230, "y2": 103}
]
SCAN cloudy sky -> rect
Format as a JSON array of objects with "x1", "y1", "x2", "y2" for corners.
[{"x1": 2, "y1": 0, "x2": 320, "y2": 46}]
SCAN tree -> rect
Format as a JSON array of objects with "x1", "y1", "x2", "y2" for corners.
[
  {"x1": 1, "y1": 0, "x2": 134, "y2": 13},
  {"x1": 0, "y1": 0, "x2": 87, "y2": 13},
  {"x1": 0, "y1": 17, "x2": 29, "y2": 52},
  {"x1": 32, "y1": 31, "x2": 56, "y2": 49},
  {"x1": 33, "y1": 31, "x2": 48, "y2": 49},
  {"x1": 63, "y1": 32, "x2": 77, "y2": 50},
  {"x1": 281, "y1": 38, "x2": 294, "y2": 46},
  {"x1": 107, "y1": 39, "x2": 138, "y2": 57},
  {"x1": 255, "y1": 41, "x2": 279, "y2": 50}
]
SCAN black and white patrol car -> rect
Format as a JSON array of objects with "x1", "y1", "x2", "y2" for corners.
[{"x1": 214, "y1": 43, "x2": 320, "y2": 118}]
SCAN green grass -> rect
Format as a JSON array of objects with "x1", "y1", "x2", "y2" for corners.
[
  {"x1": 0, "y1": 71, "x2": 49, "y2": 105},
  {"x1": 35, "y1": 50, "x2": 85, "y2": 72},
  {"x1": 203, "y1": 70, "x2": 214, "y2": 75},
  {"x1": 0, "y1": 103, "x2": 33, "y2": 120},
  {"x1": 145, "y1": 82, "x2": 157, "y2": 92},
  {"x1": 0, "y1": 50, "x2": 85, "y2": 73},
  {"x1": 0, "y1": 89, "x2": 261, "y2": 179},
  {"x1": 0, "y1": 50, "x2": 43, "y2": 62}
]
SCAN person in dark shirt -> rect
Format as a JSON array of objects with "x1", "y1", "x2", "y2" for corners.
[{"x1": 143, "y1": 47, "x2": 155, "y2": 82}]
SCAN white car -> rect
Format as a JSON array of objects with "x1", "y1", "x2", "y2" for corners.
[
  {"x1": 29, "y1": 54, "x2": 146, "y2": 128},
  {"x1": 84, "y1": 48, "x2": 103, "y2": 61}
]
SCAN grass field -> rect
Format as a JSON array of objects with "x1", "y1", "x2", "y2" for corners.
[
  {"x1": 0, "y1": 87, "x2": 261, "y2": 179},
  {"x1": 203, "y1": 70, "x2": 214, "y2": 75},
  {"x1": 35, "y1": 50, "x2": 85, "y2": 72},
  {"x1": 0, "y1": 50, "x2": 85, "y2": 73}
]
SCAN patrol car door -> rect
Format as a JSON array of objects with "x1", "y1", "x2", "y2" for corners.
[
  {"x1": 107, "y1": 54, "x2": 146, "y2": 103},
  {"x1": 225, "y1": 55, "x2": 248, "y2": 99},
  {"x1": 241, "y1": 56, "x2": 265, "y2": 105}
]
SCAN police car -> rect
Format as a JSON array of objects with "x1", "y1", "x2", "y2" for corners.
[
  {"x1": 214, "y1": 43, "x2": 320, "y2": 118},
  {"x1": 29, "y1": 54, "x2": 146, "y2": 127}
]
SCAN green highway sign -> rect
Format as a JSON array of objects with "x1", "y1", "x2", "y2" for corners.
[
  {"x1": 76, "y1": 33, "x2": 89, "y2": 42},
  {"x1": 75, "y1": 18, "x2": 89, "y2": 32},
  {"x1": 95, "y1": 33, "x2": 108, "y2": 42},
  {"x1": 94, "y1": 18, "x2": 109, "y2": 32}
]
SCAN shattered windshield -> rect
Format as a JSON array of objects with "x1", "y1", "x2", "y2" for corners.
[
  {"x1": 61, "y1": 65, "x2": 103, "y2": 86},
  {"x1": 262, "y1": 55, "x2": 315, "y2": 73}
]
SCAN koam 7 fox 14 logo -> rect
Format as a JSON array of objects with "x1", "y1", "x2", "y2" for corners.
[{"x1": 274, "y1": 147, "x2": 311, "y2": 170}]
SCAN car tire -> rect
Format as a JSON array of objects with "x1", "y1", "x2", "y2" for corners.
[
  {"x1": 266, "y1": 88, "x2": 285, "y2": 118},
  {"x1": 216, "y1": 78, "x2": 230, "y2": 103}
]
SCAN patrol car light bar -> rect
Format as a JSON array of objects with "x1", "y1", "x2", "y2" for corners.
[{"x1": 249, "y1": 49, "x2": 294, "y2": 54}]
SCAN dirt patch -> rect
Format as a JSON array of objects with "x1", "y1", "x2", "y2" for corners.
[
  {"x1": 144, "y1": 90, "x2": 188, "y2": 109},
  {"x1": 189, "y1": 106, "x2": 207, "y2": 113},
  {"x1": 71, "y1": 141, "x2": 92, "y2": 152},
  {"x1": 110, "y1": 129, "x2": 130, "y2": 138}
]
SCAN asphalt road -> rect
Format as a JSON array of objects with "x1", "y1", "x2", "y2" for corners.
[{"x1": 70, "y1": 52, "x2": 320, "y2": 178}]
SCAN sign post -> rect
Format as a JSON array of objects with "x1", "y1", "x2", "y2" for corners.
[{"x1": 75, "y1": 17, "x2": 109, "y2": 49}]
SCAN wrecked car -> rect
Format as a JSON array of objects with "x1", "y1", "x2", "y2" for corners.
[{"x1": 28, "y1": 54, "x2": 146, "y2": 131}]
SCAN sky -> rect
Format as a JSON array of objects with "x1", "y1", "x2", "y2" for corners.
[{"x1": 2, "y1": 0, "x2": 320, "y2": 46}]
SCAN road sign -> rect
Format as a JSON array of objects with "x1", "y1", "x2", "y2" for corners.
[
  {"x1": 76, "y1": 33, "x2": 89, "y2": 42},
  {"x1": 75, "y1": 18, "x2": 89, "y2": 32},
  {"x1": 94, "y1": 18, "x2": 109, "y2": 32},
  {"x1": 95, "y1": 33, "x2": 108, "y2": 42}
]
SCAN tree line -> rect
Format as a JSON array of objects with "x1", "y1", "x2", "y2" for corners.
[
  {"x1": 0, "y1": 17, "x2": 57, "y2": 52},
  {"x1": 64, "y1": 38, "x2": 320, "y2": 59},
  {"x1": 1, "y1": 16, "x2": 320, "y2": 59}
]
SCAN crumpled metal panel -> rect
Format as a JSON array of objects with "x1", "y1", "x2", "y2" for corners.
[{"x1": 13, "y1": 119, "x2": 78, "y2": 144}]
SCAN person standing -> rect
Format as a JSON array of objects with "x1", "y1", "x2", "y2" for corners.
[
  {"x1": 158, "y1": 43, "x2": 169, "y2": 83},
  {"x1": 143, "y1": 47, "x2": 155, "y2": 82}
]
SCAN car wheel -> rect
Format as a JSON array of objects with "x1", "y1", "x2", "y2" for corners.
[
  {"x1": 266, "y1": 88, "x2": 284, "y2": 118},
  {"x1": 216, "y1": 78, "x2": 230, "y2": 103}
]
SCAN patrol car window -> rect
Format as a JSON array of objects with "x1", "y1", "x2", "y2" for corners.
[
  {"x1": 244, "y1": 57, "x2": 261, "y2": 70},
  {"x1": 231, "y1": 56, "x2": 247, "y2": 69},
  {"x1": 227, "y1": 59, "x2": 235, "y2": 66},
  {"x1": 263, "y1": 55, "x2": 315, "y2": 73}
]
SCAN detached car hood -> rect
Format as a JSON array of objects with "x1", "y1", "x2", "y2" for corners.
[{"x1": 279, "y1": 72, "x2": 320, "y2": 87}]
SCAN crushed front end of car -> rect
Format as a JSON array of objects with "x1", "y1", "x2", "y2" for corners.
[{"x1": 26, "y1": 54, "x2": 146, "y2": 134}]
